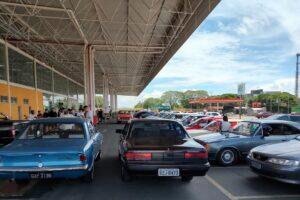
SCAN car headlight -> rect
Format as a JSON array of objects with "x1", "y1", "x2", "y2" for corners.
[{"x1": 267, "y1": 158, "x2": 300, "y2": 166}]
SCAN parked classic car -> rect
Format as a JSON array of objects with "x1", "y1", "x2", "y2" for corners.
[
  {"x1": 193, "y1": 120, "x2": 300, "y2": 166},
  {"x1": 117, "y1": 119, "x2": 210, "y2": 182},
  {"x1": 185, "y1": 116, "x2": 222, "y2": 130},
  {"x1": 0, "y1": 120, "x2": 28, "y2": 147},
  {"x1": 248, "y1": 137, "x2": 300, "y2": 184},
  {"x1": 0, "y1": 118, "x2": 103, "y2": 183}
]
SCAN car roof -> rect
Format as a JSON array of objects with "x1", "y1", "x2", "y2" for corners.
[
  {"x1": 29, "y1": 117, "x2": 86, "y2": 124},
  {"x1": 242, "y1": 119, "x2": 300, "y2": 127},
  {"x1": 129, "y1": 118, "x2": 179, "y2": 123}
]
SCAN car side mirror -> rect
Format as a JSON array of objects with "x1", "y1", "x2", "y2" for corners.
[{"x1": 116, "y1": 129, "x2": 124, "y2": 134}]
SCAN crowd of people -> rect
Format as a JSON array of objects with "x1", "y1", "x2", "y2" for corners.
[{"x1": 26, "y1": 105, "x2": 102, "y2": 124}]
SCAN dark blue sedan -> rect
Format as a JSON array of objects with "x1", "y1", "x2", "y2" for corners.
[{"x1": 0, "y1": 118, "x2": 103, "y2": 183}]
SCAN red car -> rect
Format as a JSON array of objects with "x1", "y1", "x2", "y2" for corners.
[
  {"x1": 117, "y1": 110, "x2": 133, "y2": 124},
  {"x1": 185, "y1": 116, "x2": 222, "y2": 130}
]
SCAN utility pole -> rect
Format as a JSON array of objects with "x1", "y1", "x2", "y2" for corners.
[{"x1": 296, "y1": 53, "x2": 300, "y2": 98}]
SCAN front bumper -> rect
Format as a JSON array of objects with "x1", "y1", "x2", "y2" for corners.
[
  {"x1": 247, "y1": 157, "x2": 300, "y2": 184},
  {"x1": 126, "y1": 162, "x2": 210, "y2": 176},
  {"x1": 0, "y1": 165, "x2": 89, "y2": 180}
]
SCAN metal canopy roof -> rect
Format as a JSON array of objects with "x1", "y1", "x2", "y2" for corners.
[{"x1": 0, "y1": 0, "x2": 220, "y2": 95}]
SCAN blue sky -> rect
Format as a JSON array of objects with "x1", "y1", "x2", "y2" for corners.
[{"x1": 118, "y1": 0, "x2": 300, "y2": 108}]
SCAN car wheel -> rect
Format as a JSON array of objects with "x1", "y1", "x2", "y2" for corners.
[
  {"x1": 121, "y1": 165, "x2": 132, "y2": 182},
  {"x1": 181, "y1": 175, "x2": 193, "y2": 182},
  {"x1": 217, "y1": 148, "x2": 238, "y2": 166},
  {"x1": 82, "y1": 166, "x2": 94, "y2": 183}
]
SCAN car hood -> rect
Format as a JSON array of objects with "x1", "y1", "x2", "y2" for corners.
[
  {"x1": 252, "y1": 140, "x2": 300, "y2": 158},
  {"x1": 193, "y1": 132, "x2": 247, "y2": 143},
  {"x1": 0, "y1": 139, "x2": 86, "y2": 154}
]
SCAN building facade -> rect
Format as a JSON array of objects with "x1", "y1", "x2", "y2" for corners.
[{"x1": 0, "y1": 40, "x2": 85, "y2": 120}]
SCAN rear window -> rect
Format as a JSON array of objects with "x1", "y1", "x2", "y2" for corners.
[
  {"x1": 129, "y1": 121, "x2": 188, "y2": 139},
  {"x1": 18, "y1": 123, "x2": 84, "y2": 139},
  {"x1": 118, "y1": 111, "x2": 131, "y2": 114}
]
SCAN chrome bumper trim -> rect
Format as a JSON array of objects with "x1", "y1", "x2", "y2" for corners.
[{"x1": 0, "y1": 165, "x2": 88, "y2": 172}]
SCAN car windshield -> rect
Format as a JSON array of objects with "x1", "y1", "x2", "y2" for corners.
[
  {"x1": 230, "y1": 121, "x2": 260, "y2": 136},
  {"x1": 129, "y1": 121, "x2": 188, "y2": 139},
  {"x1": 119, "y1": 111, "x2": 131, "y2": 114},
  {"x1": 18, "y1": 122, "x2": 85, "y2": 139}
]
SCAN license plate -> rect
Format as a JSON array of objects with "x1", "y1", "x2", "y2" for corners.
[
  {"x1": 29, "y1": 172, "x2": 52, "y2": 179},
  {"x1": 251, "y1": 161, "x2": 262, "y2": 169},
  {"x1": 158, "y1": 168, "x2": 180, "y2": 177}
]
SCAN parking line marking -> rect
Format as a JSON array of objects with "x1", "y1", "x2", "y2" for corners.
[
  {"x1": 205, "y1": 175, "x2": 237, "y2": 200},
  {"x1": 236, "y1": 194, "x2": 300, "y2": 199}
]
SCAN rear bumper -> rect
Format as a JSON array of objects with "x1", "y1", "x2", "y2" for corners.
[
  {"x1": 126, "y1": 162, "x2": 210, "y2": 176},
  {"x1": 0, "y1": 165, "x2": 89, "y2": 180},
  {"x1": 247, "y1": 157, "x2": 300, "y2": 184}
]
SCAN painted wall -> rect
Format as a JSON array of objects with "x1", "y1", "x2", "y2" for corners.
[{"x1": 0, "y1": 83, "x2": 43, "y2": 120}]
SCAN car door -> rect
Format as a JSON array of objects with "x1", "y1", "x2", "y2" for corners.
[
  {"x1": 282, "y1": 124, "x2": 300, "y2": 141},
  {"x1": 119, "y1": 123, "x2": 130, "y2": 156},
  {"x1": 88, "y1": 124, "x2": 100, "y2": 159},
  {"x1": 262, "y1": 123, "x2": 287, "y2": 144}
]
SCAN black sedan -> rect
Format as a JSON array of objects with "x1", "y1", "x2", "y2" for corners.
[
  {"x1": 116, "y1": 119, "x2": 210, "y2": 182},
  {"x1": 248, "y1": 137, "x2": 300, "y2": 184}
]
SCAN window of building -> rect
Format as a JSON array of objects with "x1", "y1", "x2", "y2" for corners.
[
  {"x1": 8, "y1": 48, "x2": 34, "y2": 87},
  {"x1": 0, "y1": 96, "x2": 8, "y2": 103},
  {"x1": 23, "y1": 98, "x2": 29, "y2": 105},
  {"x1": 0, "y1": 43, "x2": 6, "y2": 81},
  {"x1": 11, "y1": 96, "x2": 17, "y2": 104},
  {"x1": 36, "y1": 63, "x2": 52, "y2": 92},
  {"x1": 53, "y1": 73, "x2": 68, "y2": 95}
]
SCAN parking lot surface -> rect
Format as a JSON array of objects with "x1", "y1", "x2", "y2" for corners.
[{"x1": 1, "y1": 123, "x2": 300, "y2": 200}]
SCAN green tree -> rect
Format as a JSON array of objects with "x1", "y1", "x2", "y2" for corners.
[
  {"x1": 252, "y1": 92, "x2": 297, "y2": 113},
  {"x1": 219, "y1": 93, "x2": 239, "y2": 98},
  {"x1": 181, "y1": 90, "x2": 209, "y2": 108},
  {"x1": 134, "y1": 102, "x2": 143, "y2": 110},
  {"x1": 95, "y1": 96, "x2": 103, "y2": 108},
  {"x1": 142, "y1": 98, "x2": 162, "y2": 110},
  {"x1": 161, "y1": 91, "x2": 184, "y2": 109}
]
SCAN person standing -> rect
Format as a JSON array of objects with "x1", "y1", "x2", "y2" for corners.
[
  {"x1": 221, "y1": 115, "x2": 231, "y2": 132},
  {"x1": 49, "y1": 108, "x2": 58, "y2": 118},
  {"x1": 84, "y1": 106, "x2": 93, "y2": 124},
  {"x1": 27, "y1": 110, "x2": 36, "y2": 120},
  {"x1": 97, "y1": 109, "x2": 104, "y2": 124},
  {"x1": 43, "y1": 109, "x2": 49, "y2": 118}
]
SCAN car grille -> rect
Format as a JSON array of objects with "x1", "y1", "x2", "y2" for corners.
[{"x1": 253, "y1": 153, "x2": 268, "y2": 162}]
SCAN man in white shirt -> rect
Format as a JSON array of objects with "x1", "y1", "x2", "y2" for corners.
[{"x1": 221, "y1": 115, "x2": 231, "y2": 132}]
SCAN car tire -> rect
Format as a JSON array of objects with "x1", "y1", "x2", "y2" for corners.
[
  {"x1": 181, "y1": 175, "x2": 193, "y2": 182},
  {"x1": 217, "y1": 148, "x2": 238, "y2": 166},
  {"x1": 121, "y1": 165, "x2": 132, "y2": 182},
  {"x1": 15, "y1": 179, "x2": 30, "y2": 185},
  {"x1": 82, "y1": 166, "x2": 94, "y2": 183}
]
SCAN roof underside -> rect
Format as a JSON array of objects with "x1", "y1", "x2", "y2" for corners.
[{"x1": 0, "y1": 0, "x2": 220, "y2": 95}]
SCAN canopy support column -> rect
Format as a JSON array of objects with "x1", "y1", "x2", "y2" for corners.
[
  {"x1": 103, "y1": 75, "x2": 109, "y2": 114},
  {"x1": 84, "y1": 45, "x2": 95, "y2": 114}
]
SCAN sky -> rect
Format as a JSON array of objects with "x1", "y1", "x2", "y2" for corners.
[{"x1": 118, "y1": 0, "x2": 300, "y2": 108}]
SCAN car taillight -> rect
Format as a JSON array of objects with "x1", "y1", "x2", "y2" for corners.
[
  {"x1": 79, "y1": 154, "x2": 87, "y2": 162},
  {"x1": 184, "y1": 152, "x2": 207, "y2": 159},
  {"x1": 125, "y1": 152, "x2": 152, "y2": 160}
]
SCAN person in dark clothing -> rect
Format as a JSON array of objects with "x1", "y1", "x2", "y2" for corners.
[
  {"x1": 48, "y1": 108, "x2": 58, "y2": 118},
  {"x1": 97, "y1": 109, "x2": 104, "y2": 123},
  {"x1": 43, "y1": 109, "x2": 49, "y2": 118}
]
